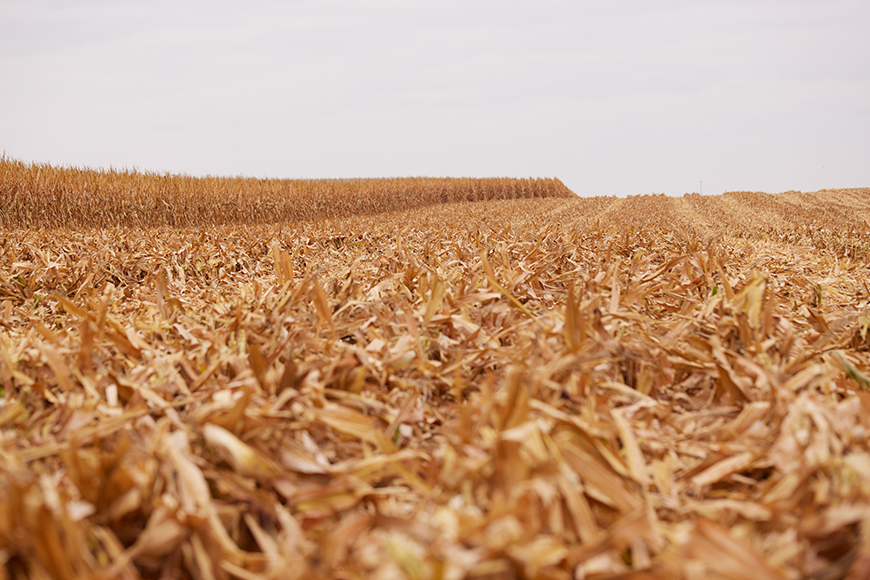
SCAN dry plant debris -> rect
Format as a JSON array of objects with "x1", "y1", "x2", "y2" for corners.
[{"x1": 2, "y1": 165, "x2": 870, "y2": 579}]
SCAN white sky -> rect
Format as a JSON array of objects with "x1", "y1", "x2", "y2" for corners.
[{"x1": 1, "y1": 0, "x2": 868, "y2": 196}]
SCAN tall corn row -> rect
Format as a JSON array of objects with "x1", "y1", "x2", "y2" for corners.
[{"x1": 0, "y1": 157, "x2": 575, "y2": 228}]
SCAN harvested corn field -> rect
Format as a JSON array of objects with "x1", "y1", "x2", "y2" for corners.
[{"x1": 3, "y1": 167, "x2": 870, "y2": 579}]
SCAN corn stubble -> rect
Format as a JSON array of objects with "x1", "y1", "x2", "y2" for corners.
[{"x1": 3, "y1": 163, "x2": 870, "y2": 579}]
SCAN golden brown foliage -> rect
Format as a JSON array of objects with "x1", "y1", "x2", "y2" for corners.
[
  {"x1": 2, "y1": 189, "x2": 870, "y2": 579},
  {"x1": 0, "y1": 157, "x2": 572, "y2": 228}
]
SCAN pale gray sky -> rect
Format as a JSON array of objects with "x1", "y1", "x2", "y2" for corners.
[{"x1": 1, "y1": 0, "x2": 868, "y2": 196}]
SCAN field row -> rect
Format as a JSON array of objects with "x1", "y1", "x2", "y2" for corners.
[{"x1": 0, "y1": 158, "x2": 573, "y2": 228}]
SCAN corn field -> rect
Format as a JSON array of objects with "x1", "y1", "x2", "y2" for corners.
[
  {"x1": 0, "y1": 158, "x2": 572, "y2": 228},
  {"x1": 2, "y1": 160, "x2": 870, "y2": 579}
]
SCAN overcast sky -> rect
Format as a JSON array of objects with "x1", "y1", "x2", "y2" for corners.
[{"x1": 1, "y1": 0, "x2": 868, "y2": 196}]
